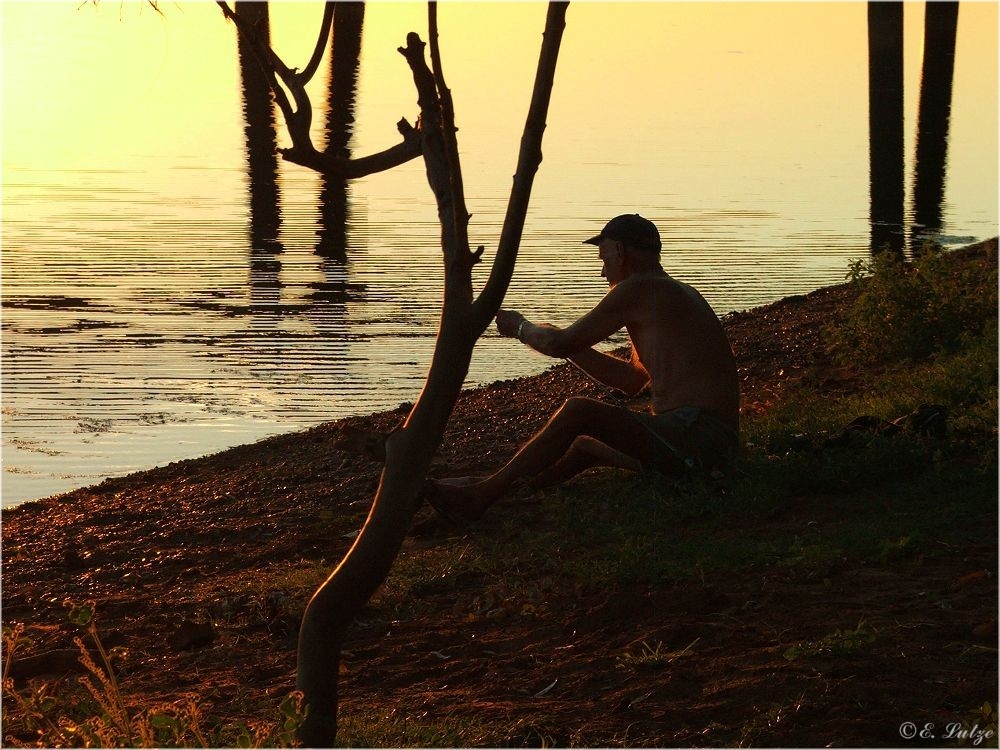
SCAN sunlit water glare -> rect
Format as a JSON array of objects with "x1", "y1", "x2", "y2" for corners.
[{"x1": 2, "y1": 3, "x2": 997, "y2": 506}]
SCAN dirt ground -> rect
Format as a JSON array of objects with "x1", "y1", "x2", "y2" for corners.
[{"x1": 2, "y1": 269, "x2": 997, "y2": 747}]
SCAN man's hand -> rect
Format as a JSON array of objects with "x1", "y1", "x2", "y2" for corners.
[{"x1": 495, "y1": 309, "x2": 526, "y2": 338}]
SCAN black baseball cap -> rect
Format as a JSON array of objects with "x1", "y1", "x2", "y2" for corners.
[{"x1": 583, "y1": 214, "x2": 661, "y2": 253}]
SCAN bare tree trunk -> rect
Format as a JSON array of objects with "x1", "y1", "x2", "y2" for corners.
[
  {"x1": 868, "y1": 1, "x2": 906, "y2": 258},
  {"x1": 295, "y1": 4, "x2": 569, "y2": 745}
]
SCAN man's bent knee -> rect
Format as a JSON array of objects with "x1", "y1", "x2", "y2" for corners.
[
  {"x1": 551, "y1": 397, "x2": 583, "y2": 422},
  {"x1": 570, "y1": 435, "x2": 642, "y2": 472},
  {"x1": 557, "y1": 396, "x2": 609, "y2": 418},
  {"x1": 569, "y1": 434, "x2": 600, "y2": 453}
]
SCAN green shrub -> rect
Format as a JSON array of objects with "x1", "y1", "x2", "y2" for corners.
[{"x1": 826, "y1": 244, "x2": 997, "y2": 366}]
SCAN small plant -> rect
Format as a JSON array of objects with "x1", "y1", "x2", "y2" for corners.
[
  {"x1": 228, "y1": 692, "x2": 307, "y2": 749},
  {"x1": 960, "y1": 701, "x2": 999, "y2": 747},
  {"x1": 1, "y1": 602, "x2": 307, "y2": 747},
  {"x1": 64, "y1": 598, "x2": 138, "y2": 746},
  {"x1": 879, "y1": 532, "x2": 923, "y2": 563},
  {"x1": 617, "y1": 637, "x2": 700, "y2": 670},
  {"x1": 936, "y1": 702, "x2": 999, "y2": 748},
  {"x1": 3, "y1": 621, "x2": 64, "y2": 741},
  {"x1": 783, "y1": 620, "x2": 876, "y2": 661}
]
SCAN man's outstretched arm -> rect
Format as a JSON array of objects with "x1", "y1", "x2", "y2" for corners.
[
  {"x1": 495, "y1": 287, "x2": 650, "y2": 395},
  {"x1": 565, "y1": 345, "x2": 649, "y2": 396},
  {"x1": 514, "y1": 321, "x2": 647, "y2": 395}
]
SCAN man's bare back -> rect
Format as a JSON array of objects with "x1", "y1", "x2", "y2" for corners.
[{"x1": 620, "y1": 272, "x2": 739, "y2": 430}]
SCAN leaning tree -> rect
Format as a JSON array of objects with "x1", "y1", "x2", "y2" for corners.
[{"x1": 220, "y1": 2, "x2": 569, "y2": 744}]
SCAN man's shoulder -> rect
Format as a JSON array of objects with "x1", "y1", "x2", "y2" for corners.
[
  {"x1": 603, "y1": 276, "x2": 655, "y2": 310},
  {"x1": 614, "y1": 272, "x2": 690, "y2": 301},
  {"x1": 619, "y1": 273, "x2": 719, "y2": 324},
  {"x1": 615, "y1": 271, "x2": 676, "y2": 290}
]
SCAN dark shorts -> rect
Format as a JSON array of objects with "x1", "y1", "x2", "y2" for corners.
[{"x1": 632, "y1": 406, "x2": 738, "y2": 477}]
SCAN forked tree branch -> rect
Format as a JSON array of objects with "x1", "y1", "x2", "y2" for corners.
[
  {"x1": 398, "y1": 31, "x2": 477, "y2": 308},
  {"x1": 282, "y1": 118, "x2": 422, "y2": 177},
  {"x1": 218, "y1": 1, "x2": 313, "y2": 145},
  {"x1": 220, "y1": 2, "x2": 296, "y2": 124},
  {"x1": 217, "y1": 1, "x2": 421, "y2": 178},
  {"x1": 298, "y1": 1, "x2": 335, "y2": 86}
]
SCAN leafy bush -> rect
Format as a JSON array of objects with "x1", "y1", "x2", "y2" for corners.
[{"x1": 825, "y1": 243, "x2": 997, "y2": 366}]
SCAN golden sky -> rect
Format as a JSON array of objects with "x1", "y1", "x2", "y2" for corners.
[{"x1": 2, "y1": 3, "x2": 996, "y2": 215}]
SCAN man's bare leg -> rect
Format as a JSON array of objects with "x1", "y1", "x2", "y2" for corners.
[
  {"x1": 431, "y1": 397, "x2": 651, "y2": 520},
  {"x1": 531, "y1": 435, "x2": 642, "y2": 489}
]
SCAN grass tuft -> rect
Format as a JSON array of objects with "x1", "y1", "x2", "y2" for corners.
[
  {"x1": 617, "y1": 637, "x2": 700, "y2": 671},
  {"x1": 2, "y1": 604, "x2": 307, "y2": 748},
  {"x1": 782, "y1": 620, "x2": 877, "y2": 661}
]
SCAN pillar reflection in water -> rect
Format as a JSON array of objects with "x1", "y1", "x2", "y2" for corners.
[
  {"x1": 868, "y1": 1, "x2": 906, "y2": 257},
  {"x1": 236, "y1": 1, "x2": 283, "y2": 307},
  {"x1": 316, "y1": 2, "x2": 365, "y2": 260},
  {"x1": 911, "y1": 2, "x2": 959, "y2": 254}
]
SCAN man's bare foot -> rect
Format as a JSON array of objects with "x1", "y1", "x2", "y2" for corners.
[{"x1": 427, "y1": 477, "x2": 491, "y2": 523}]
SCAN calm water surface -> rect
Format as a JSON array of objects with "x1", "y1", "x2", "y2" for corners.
[{"x1": 2, "y1": 3, "x2": 997, "y2": 506}]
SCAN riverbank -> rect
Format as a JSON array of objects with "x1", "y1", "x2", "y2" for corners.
[{"x1": 2, "y1": 240, "x2": 997, "y2": 747}]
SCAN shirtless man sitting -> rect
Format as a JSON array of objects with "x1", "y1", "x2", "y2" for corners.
[{"x1": 430, "y1": 213, "x2": 740, "y2": 522}]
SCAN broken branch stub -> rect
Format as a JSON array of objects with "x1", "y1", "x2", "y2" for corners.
[
  {"x1": 398, "y1": 31, "x2": 476, "y2": 303},
  {"x1": 428, "y1": 3, "x2": 474, "y2": 273}
]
